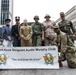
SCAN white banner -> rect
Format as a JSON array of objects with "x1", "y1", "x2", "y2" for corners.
[{"x1": 0, "y1": 46, "x2": 59, "y2": 69}]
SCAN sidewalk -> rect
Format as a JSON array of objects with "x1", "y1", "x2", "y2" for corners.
[{"x1": 0, "y1": 61, "x2": 76, "y2": 75}]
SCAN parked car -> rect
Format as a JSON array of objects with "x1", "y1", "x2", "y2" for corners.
[{"x1": 20, "y1": 22, "x2": 34, "y2": 26}]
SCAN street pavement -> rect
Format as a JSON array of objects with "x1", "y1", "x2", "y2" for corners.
[
  {"x1": 0, "y1": 42, "x2": 76, "y2": 75},
  {"x1": 0, "y1": 61, "x2": 76, "y2": 75}
]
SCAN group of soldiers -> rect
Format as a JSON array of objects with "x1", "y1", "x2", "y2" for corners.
[{"x1": 2, "y1": 12, "x2": 76, "y2": 68}]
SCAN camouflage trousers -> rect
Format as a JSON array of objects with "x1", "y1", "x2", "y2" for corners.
[
  {"x1": 44, "y1": 37, "x2": 56, "y2": 46},
  {"x1": 65, "y1": 46, "x2": 76, "y2": 68},
  {"x1": 32, "y1": 35, "x2": 42, "y2": 46},
  {"x1": 67, "y1": 58, "x2": 76, "y2": 68},
  {"x1": 69, "y1": 34, "x2": 74, "y2": 43}
]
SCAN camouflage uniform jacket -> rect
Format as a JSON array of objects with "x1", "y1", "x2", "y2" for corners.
[
  {"x1": 56, "y1": 31, "x2": 67, "y2": 52},
  {"x1": 43, "y1": 20, "x2": 56, "y2": 38},
  {"x1": 32, "y1": 22, "x2": 44, "y2": 36},
  {"x1": 32, "y1": 22, "x2": 44, "y2": 46},
  {"x1": 58, "y1": 20, "x2": 75, "y2": 35}
]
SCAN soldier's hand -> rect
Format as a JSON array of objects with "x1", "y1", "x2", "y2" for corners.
[
  {"x1": 8, "y1": 38, "x2": 12, "y2": 41},
  {"x1": 21, "y1": 36, "x2": 26, "y2": 41},
  {"x1": 42, "y1": 37, "x2": 44, "y2": 41},
  {"x1": 18, "y1": 37, "x2": 21, "y2": 40},
  {"x1": 44, "y1": 26, "x2": 50, "y2": 30},
  {"x1": 73, "y1": 34, "x2": 76, "y2": 37},
  {"x1": 16, "y1": 34, "x2": 18, "y2": 37},
  {"x1": 51, "y1": 37, "x2": 55, "y2": 41}
]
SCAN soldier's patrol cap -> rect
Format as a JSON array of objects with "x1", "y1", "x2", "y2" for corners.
[
  {"x1": 60, "y1": 12, "x2": 65, "y2": 16},
  {"x1": 34, "y1": 15, "x2": 39, "y2": 20},
  {"x1": 15, "y1": 16, "x2": 20, "y2": 21},
  {"x1": 53, "y1": 25, "x2": 59, "y2": 29},
  {"x1": 44, "y1": 14, "x2": 51, "y2": 18},
  {"x1": 5, "y1": 19, "x2": 11, "y2": 22}
]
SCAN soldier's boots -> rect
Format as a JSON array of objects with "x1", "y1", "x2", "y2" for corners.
[
  {"x1": 58, "y1": 55, "x2": 63, "y2": 67},
  {"x1": 61, "y1": 54, "x2": 66, "y2": 61},
  {"x1": 67, "y1": 61, "x2": 76, "y2": 69},
  {"x1": 59, "y1": 61, "x2": 63, "y2": 67},
  {"x1": 68, "y1": 65, "x2": 76, "y2": 69}
]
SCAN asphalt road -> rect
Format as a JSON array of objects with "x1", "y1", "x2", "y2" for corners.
[{"x1": 0, "y1": 61, "x2": 76, "y2": 75}]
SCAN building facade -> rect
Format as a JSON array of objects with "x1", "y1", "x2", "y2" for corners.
[
  {"x1": 0, "y1": 0, "x2": 13, "y2": 25},
  {"x1": 55, "y1": 5, "x2": 76, "y2": 26}
]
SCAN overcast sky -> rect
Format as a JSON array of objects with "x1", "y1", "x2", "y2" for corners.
[{"x1": 14, "y1": 0, "x2": 76, "y2": 23}]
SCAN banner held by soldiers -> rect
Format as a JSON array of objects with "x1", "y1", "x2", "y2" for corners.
[{"x1": 0, "y1": 46, "x2": 59, "y2": 69}]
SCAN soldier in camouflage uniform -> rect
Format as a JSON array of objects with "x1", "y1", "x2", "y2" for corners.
[
  {"x1": 58, "y1": 12, "x2": 76, "y2": 42},
  {"x1": 54, "y1": 25, "x2": 74, "y2": 67},
  {"x1": 43, "y1": 14, "x2": 56, "y2": 46},
  {"x1": 20, "y1": 19, "x2": 33, "y2": 46},
  {"x1": 32, "y1": 16, "x2": 44, "y2": 46},
  {"x1": 54, "y1": 25, "x2": 76, "y2": 68}
]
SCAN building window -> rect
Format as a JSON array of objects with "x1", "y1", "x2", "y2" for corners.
[
  {"x1": 1, "y1": 12, "x2": 9, "y2": 25},
  {"x1": 1, "y1": 0, "x2": 9, "y2": 12},
  {"x1": 1, "y1": 0, "x2": 9, "y2": 25}
]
